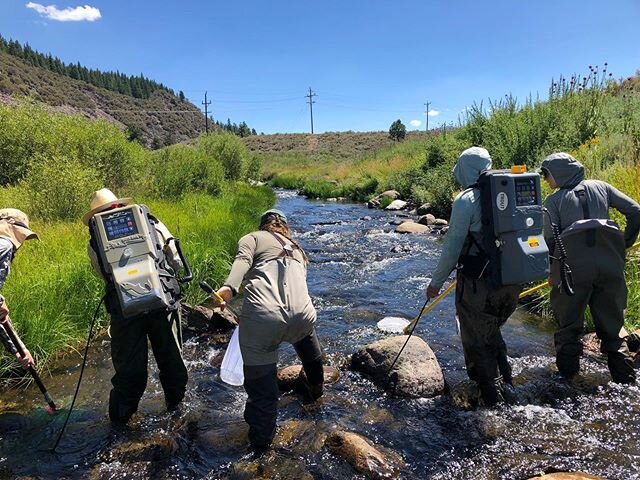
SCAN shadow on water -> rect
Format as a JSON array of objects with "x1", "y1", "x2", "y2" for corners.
[{"x1": 1, "y1": 189, "x2": 639, "y2": 479}]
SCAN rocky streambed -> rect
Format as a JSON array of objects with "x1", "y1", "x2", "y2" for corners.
[{"x1": 1, "y1": 189, "x2": 639, "y2": 480}]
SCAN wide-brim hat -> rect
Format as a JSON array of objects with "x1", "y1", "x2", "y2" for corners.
[
  {"x1": 82, "y1": 188, "x2": 132, "y2": 225},
  {"x1": 0, "y1": 208, "x2": 39, "y2": 249}
]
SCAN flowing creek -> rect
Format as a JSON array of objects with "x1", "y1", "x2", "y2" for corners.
[{"x1": 1, "y1": 189, "x2": 639, "y2": 479}]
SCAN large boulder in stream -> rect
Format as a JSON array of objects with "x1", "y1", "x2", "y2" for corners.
[
  {"x1": 351, "y1": 335, "x2": 445, "y2": 398},
  {"x1": 325, "y1": 430, "x2": 405, "y2": 479},
  {"x1": 395, "y1": 221, "x2": 429, "y2": 234},
  {"x1": 384, "y1": 199, "x2": 408, "y2": 211}
]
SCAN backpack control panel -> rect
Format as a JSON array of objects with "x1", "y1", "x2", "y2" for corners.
[
  {"x1": 478, "y1": 168, "x2": 550, "y2": 286},
  {"x1": 90, "y1": 205, "x2": 191, "y2": 318}
]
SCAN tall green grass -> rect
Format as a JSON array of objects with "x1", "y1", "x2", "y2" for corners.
[
  {"x1": 0, "y1": 186, "x2": 274, "y2": 378},
  {"x1": 0, "y1": 101, "x2": 273, "y2": 378}
]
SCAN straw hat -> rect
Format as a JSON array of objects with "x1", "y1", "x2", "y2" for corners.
[
  {"x1": 0, "y1": 208, "x2": 39, "y2": 249},
  {"x1": 82, "y1": 188, "x2": 132, "y2": 225}
]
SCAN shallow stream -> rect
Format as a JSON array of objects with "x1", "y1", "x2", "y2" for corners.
[{"x1": 1, "y1": 190, "x2": 638, "y2": 479}]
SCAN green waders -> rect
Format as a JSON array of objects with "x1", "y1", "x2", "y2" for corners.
[
  {"x1": 455, "y1": 273, "x2": 521, "y2": 405},
  {"x1": 108, "y1": 308, "x2": 188, "y2": 425},
  {"x1": 551, "y1": 228, "x2": 635, "y2": 383}
]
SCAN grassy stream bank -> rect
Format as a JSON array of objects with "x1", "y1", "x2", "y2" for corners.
[{"x1": 0, "y1": 102, "x2": 273, "y2": 378}]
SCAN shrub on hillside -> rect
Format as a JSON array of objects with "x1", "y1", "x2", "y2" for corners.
[
  {"x1": 198, "y1": 132, "x2": 249, "y2": 181},
  {"x1": 0, "y1": 102, "x2": 147, "y2": 188},
  {"x1": 153, "y1": 144, "x2": 225, "y2": 199},
  {"x1": 22, "y1": 154, "x2": 101, "y2": 221}
]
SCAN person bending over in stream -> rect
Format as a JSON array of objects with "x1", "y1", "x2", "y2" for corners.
[
  {"x1": 426, "y1": 147, "x2": 521, "y2": 406},
  {"x1": 214, "y1": 209, "x2": 324, "y2": 452}
]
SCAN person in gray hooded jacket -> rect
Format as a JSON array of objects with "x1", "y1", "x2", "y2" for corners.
[
  {"x1": 540, "y1": 152, "x2": 640, "y2": 384},
  {"x1": 427, "y1": 147, "x2": 521, "y2": 406}
]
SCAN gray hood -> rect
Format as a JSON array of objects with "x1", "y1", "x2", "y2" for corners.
[
  {"x1": 453, "y1": 147, "x2": 492, "y2": 188},
  {"x1": 540, "y1": 152, "x2": 584, "y2": 188}
]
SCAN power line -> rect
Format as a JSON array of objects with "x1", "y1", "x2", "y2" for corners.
[{"x1": 305, "y1": 87, "x2": 317, "y2": 134}]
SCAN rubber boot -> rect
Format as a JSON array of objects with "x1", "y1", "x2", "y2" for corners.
[{"x1": 608, "y1": 352, "x2": 636, "y2": 384}]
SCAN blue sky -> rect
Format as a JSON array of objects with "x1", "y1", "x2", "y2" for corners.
[{"x1": 1, "y1": 1, "x2": 639, "y2": 134}]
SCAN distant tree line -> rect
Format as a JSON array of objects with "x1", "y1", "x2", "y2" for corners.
[
  {"x1": 214, "y1": 118, "x2": 258, "y2": 137},
  {"x1": 0, "y1": 34, "x2": 174, "y2": 100}
]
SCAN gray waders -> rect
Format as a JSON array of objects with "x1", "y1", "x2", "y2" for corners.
[
  {"x1": 239, "y1": 232, "x2": 323, "y2": 449},
  {"x1": 551, "y1": 227, "x2": 635, "y2": 383},
  {"x1": 455, "y1": 273, "x2": 520, "y2": 405}
]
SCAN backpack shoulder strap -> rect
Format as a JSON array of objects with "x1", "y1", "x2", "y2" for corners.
[{"x1": 268, "y1": 231, "x2": 297, "y2": 258}]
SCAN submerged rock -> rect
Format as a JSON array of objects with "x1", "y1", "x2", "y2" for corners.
[
  {"x1": 526, "y1": 473, "x2": 604, "y2": 480},
  {"x1": 277, "y1": 365, "x2": 340, "y2": 393},
  {"x1": 395, "y1": 221, "x2": 429, "y2": 234},
  {"x1": 100, "y1": 433, "x2": 178, "y2": 463},
  {"x1": 351, "y1": 335, "x2": 445, "y2": 398},
  {"x1": 325, "y1": 430, "x2": 405, "y2": 479},
  {"x1": 416, "y1": 202, "x2": 433, "y2": 215}
]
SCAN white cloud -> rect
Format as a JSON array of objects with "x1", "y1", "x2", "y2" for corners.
[
  {"x1": 26, "y1": 2, "x2": 101, "y2": 22},
  {"x1": 409, "y1": 119, "x2": 422, "y2": 127},
  {"x1": 427, "y1": 109, "x2": 440, "y2": 117}
]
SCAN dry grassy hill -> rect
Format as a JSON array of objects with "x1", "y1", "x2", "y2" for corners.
[
  {"x1": 243, "y1": 130, "x2": 431, "y2": 160},
  {"x1": 0, "y1": 50, "x2": 205, "y2": 148}
]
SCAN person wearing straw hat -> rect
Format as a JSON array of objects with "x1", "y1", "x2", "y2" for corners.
[
  {"x1": 540, "y1": 152, "x2": 640, "y2": 384},
  {"x1": 0, "y1": 208, "x2": 39, "y2": 370},
  {"x1": 83, "y1": 188, "x2": 188, "y2": 427},
  {"x1": 214, "y1": 208, "x2": 324, "y2": 452},
  {"x1": 426, "y1": 147, "x2": 521, "y2": 407}
]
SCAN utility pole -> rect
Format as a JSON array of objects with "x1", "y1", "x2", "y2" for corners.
[
  {"x1": 424, "y1": 101, "x2": 430, "y2": 132},
  {"x1": 305, "y1": 87, "x2": 317, "y2": 134},
  {"x1": 202, "y1": 91, "x2": 212, "y2": 134}
]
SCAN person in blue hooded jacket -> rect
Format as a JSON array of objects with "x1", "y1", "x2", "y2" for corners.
[
  {"x1": 540, "y1": 152, "x2": 640, "y2": 384},
  {"x1": 426, "y1": 147, "x2": 521, "y2": 406}
]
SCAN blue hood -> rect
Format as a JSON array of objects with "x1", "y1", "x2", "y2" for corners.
[{"x1": 453, "y1": 147, "x2": 492, "y2": 188}]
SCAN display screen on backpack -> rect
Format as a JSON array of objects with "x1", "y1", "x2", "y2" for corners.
[
  {"x1": 102, "y1": 208, "x2": 139, "y2": 241},
  {"x1": 515, "y1": 178, "x2": 537, "y2": 206}
]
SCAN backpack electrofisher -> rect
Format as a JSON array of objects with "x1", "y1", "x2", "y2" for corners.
[
  {"x1": 477, "y1": 168, "x2": 549, "y2": 286},
  {"x1": 89, "y1": 205, "x2": 191, "y2": 318}
]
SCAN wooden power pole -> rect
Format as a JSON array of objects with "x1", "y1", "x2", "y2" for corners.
[
  {"x1": 202, "y1": 91, "x2": 212, "y2": 134},
  {"x1": 424, "y1": 100, "x2": 430, "y2": 132}
]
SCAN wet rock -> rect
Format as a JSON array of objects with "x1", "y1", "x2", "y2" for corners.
[
  {"x1": 199, "y1": 420, "x2": 249, "y2": 453},
  {"x1": 325, "y1": 430, "x2": 405, "y2": 479},
  {"x1": 433, "y1": 218, "x2": 449, "y2": 226},
  {"x1": 0, "y1": 412, "x2": 31, "y2": 433},
  {"x1": 183, "y1": 303, "x2": 237, "y2": 333},
  {"x1": 232, "y1": 454, "x2": 313, "y2": 480},
  {"x1": 385, "y1": 200, "x2": 408, "y2": 211},
  {"x1": 361, "y1": 215, "x2": 372, "y2": 221},
  {"x1": 395, "y1": 221, "x2": 429, "y2": 234},
  {"x1": 100, "y1": 433, "x2": 178, "y2": 463},
  {"x1": 417, "y1": 213, "x2": 436, "y2": 226},
  {"x1": 416, "y1": 203, "x2": 434, "y2": 215},
  {"x1": 390, "y1": 245, "x2": 411, "y2": 253},
  {"x1": 351, "y1": 335, "x2": 445, "y2": 398},
  {"x1": 88, "y1": 461, "x2": 156, "y2": 480},
  {"x1": 582, "y1": 333, "x2": 603, "y2": 358},
  {"x1": 450, "y1": 380, "x2": 480, "y2": 410},
  {"x1": 277, "y1": 365, "x2": 340, "y2": 393},
  {"x1": 625, "y1": 329, "x2": 640, "y2": 352},
  {"x1": 367, "y1": 198, "x2": 381, "y2": 209},
  {"x1": 366, "y1": 229, "x2": 385, "y2": 235},
  {"x1": 526, "y1": 473, "x2": 604, "y2": 480}
]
